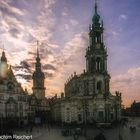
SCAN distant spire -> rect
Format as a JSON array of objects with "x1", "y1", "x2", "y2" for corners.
[
  {"x1": 2, "y1": 44, "x2": 4, "y2": 52},
  {"x1": 37, "y1": 40, "x2": 40, "y2": 58},
  {"x1": 35, "y1": 40, "x2": 41, "y2": 71}
]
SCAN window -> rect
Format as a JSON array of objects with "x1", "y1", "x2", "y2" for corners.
[
  {"x1": 96, "y1": 57, "x2": 101, "y2": 71},
  {"x1": 19, "y1": 103, "x2": 23, "y2": 110},
  {"x1": 66, "y1": 108, "x2": 70, "y2": 122},
  {"x1": 95, "y1": 37, "x2": 97, "y2": 43},
  {"x1": 98, "y1": 111, "x2": 104, "y2": 121},
  {"x1": 97, "y1": 81, "x2": 102, "y2": 91},
  {"x1": 111, "y1": 113, "x2": 114, "y2": 120},
  {"x1": 84, "y1": 80, "x2": 89, "y2": 95},
  {"x1": 78, "y1": 114, "x2": 82, "y2": 122}
]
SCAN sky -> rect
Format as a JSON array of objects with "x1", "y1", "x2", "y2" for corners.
[{"x1": 0, "y1": 0, "x2": 140, "y2": 107}]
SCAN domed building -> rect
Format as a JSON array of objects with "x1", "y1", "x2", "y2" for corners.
[{"x1": 0, "y1": 50, "x2": 28, "y2": 127}]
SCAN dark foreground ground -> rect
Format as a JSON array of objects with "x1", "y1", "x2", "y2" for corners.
[
  {"x1": 0, "y1": 118, "x2": 140, "y2": 140},
  {"x1": 8, "y1": 117, "x2": 140, "y2": 140}
]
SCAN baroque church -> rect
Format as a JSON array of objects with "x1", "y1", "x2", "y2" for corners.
[
  {"x1": 0, "y1": 44, "x2": 49, "y2": 127},
  {"x1": 0, "y1": 1, "x2": 122, "y2": 127},
  {"x1": 0, "y1": 50, "x2": 28, "y2": 122},
  {"x1": 51, "y1": 1, "x2": 122, "y2": 125}
]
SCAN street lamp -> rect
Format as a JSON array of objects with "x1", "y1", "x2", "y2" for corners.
[
  {"x1": 0, "y1": 101, "x2": 3, "y2": 134},
  {"x1": 0, "y1": 114, "x2": 3, "y2": 134},
  {"x1": 83, "y1": 98, "x2": 88, "y2": 138}
]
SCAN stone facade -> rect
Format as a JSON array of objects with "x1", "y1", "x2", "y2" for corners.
[
  {"x1": 51, "y1": 2, "x2": 122, "y2": 125},
  {"x1": 0, "y1": 45, "x2": 49, "y2": 126},
  {"x1": 0, "y1": 51, "x2": 28, "y2": 125}
]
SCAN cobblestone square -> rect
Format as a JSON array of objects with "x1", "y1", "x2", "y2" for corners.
[{"x1": 14, "y1": 118, "x2": 140, "y2": 140}]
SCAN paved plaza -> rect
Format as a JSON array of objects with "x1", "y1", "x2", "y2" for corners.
[
  {"x1": 32, "y1": 126, "x2": 140, "y2": 140},
  {"x1": 13, "y1": 118, "x2": 140, "y2": 140}
]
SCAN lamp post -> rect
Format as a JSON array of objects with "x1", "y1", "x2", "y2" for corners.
[
  {"x1": 0, "y1": 114, "x2": 3, "y2": 134},
  {"x1": 83, "y1": 98, "x2": 88, "y2": 138},
  {"x1": 0, "y1": 101, "x2": 3, "y2": 134}
]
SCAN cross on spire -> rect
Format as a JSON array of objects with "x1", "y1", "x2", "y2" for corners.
[
  {"x1": 95, "y1": 0, "x2": 98, "y2": 13},
  {"x1": 37, "y1": 40, "x2": 40, "y2": 58}
]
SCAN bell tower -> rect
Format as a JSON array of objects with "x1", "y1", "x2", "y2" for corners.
[
  {"x1": 0, "y1": 48, "x2": 8, "y2": 78},
  {"x1": 85, "y1": 0, "x2": 110, "y2": 96},
  {"x1": 32, "y1": 41, "x2": 46, "y2": 99}
]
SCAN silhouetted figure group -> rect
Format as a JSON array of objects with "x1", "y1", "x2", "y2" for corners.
[
  {"x1": 130, "y1": 126, "x2": 136, "y2": 134},
  {"x1": 94, "y1": 133, "x2": 106, "y2": 140}
]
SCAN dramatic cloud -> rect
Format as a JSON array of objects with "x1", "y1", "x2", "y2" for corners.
[
  {"x1": 13, "y1": 60, "x2": 32, "y2": 84},
  {"x1": 8, "y1": 28, "x2": 21, "y2": 38},
  {"x1": 119, "y1": 14, "x2": 128, "y2": 20},
  {"x1": 43, "y1": 64, "x2": 57, "y2": 71},
  {"x1": 0, "y1": 0, "x2": 25, "y2": 17},
  {"x1": 16, "y1": 74, "x2": 32, "y2": 81},
  {"x1": 44, "y1": 72, "x2": 54, "y2": 78},
  {"x1": 0, "y1": 0, "x2": 139, "y2": 107},
  {"x1": 20, "y1": 60, "x2": 31, "y2": 70}
]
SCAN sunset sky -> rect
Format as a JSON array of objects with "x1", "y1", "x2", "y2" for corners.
[{"x1": 0, "y1": 0, "x2": 140, "y2": 107}]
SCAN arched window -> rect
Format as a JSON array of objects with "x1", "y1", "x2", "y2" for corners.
[
  {"x1": 95, "y1": 37, "x2": 97, "y2": 43},
  {"x1": 97, "y1": 81, "x2": 102, "y2": 91},
  {"x1": 97, "y1": 34, "x2": 100, "y2": 43},
  {"x1": 78, "y1": 114, "x2": 82, "y2": 122},
  {"x1": 66, "y1": 108, "x2": 70, "y2": 122},
  {"x1": 96, "y1": 57, "x2": 101, "y2": 71}
]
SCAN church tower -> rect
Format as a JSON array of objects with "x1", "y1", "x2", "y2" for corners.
[
  {"x1": 0, "y1": 50, "x2": 8, "y2": 78},
  {"x1": 85, "y1": 0, "x2": 110, "y2": 97},
  {"x1": 32, "y1": 42, "x2": 46, "y2": 99},
  {"x1": 62, "y1": 0, "x2": 122, "y2": 124}
]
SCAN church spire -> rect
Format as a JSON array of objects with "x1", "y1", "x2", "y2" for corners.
[
  {"x1": 35, "y1": 41, "x2": 41, "y2": 72},
  {"x1": 36, "y1": 41, "x2": 40, "y2": 62},
  {"x1": 1, "y1": 45, "x2": 7, "y2": 62},
  {"x1": 32, "y1": 41, "x2": 45, "y2": 99},
  {"x1": 86, "y1": 0, "x2": 107, "y2": 74},
  {"x1": 92, "y1": 0, "x2": 100, "y2": 26},
  {"x1": 37, "y1": 41, "x2": 40, "y2": 59}
]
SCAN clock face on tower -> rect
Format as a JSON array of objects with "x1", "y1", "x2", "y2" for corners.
[
  {"x1": 37, "y1": 78, "x2": 43, "y2": 87},
  {"x1": 96, "y1": 43, "x2": 101, "y2": 49}
]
